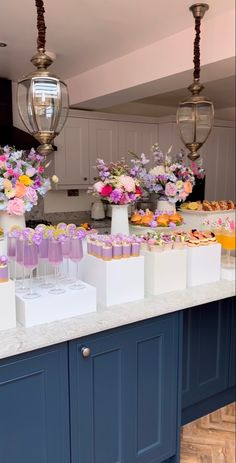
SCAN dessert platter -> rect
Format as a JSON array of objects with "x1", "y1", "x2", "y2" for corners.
[
  {"x1": 180, "y1": 200, "x2": 235, "y2": 212},
  {"x1": 139, "y1": 229, "x2": 217, "y2": 252},
  {"x1": 130, "y1": 209, "x2": 184, "y2": 233}
]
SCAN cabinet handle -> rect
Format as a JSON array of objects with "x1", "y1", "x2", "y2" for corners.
[
  {"x1": 93, "y1": 177, "x2": 97, "y2": 181},
  {"x1": 81, "y1": 347, "x2": 91, "y2": 358},
  {"x1": 83, "y1": 177, "x2": 88, "y2": 181}
]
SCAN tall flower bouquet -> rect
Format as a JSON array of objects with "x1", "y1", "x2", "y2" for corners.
[
  {"x1": 92, "y1": 159, "x2": 142, "y2": 204},
  {"x1": 130, "y1": 143, "x2": 195, "y2": 204},
  {"x1": 0, "y1": 146, "x2": 51, "y2": 215}
]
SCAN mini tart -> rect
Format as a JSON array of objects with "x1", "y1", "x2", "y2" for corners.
[
  {"x1": 211, "y1": 201, "x2": 221, "y2": 211},
  {"x1": 156, "y1": 214, "x2": 170, "y2": 227},
  {"x1": 131, "y1": 212, "x2": 142, "y2": 224},
  {"x1": 168, "y1": 213, "x2": 183, "y2": 224},
  {"x1": 227, "y1": 200, "x2": 235, "y2": 210},
  {"x1": 202, "y1": 202, "x2": 213, "y2": 211},
  {"x1": 188, "y1": 202, "x2": 199, "y2": 211},
  {"x1": 141, "y1": 213, "x2": 154, "y2": 226}
]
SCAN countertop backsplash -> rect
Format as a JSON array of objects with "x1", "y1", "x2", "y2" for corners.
[{"x1": 26, "y1": 197, "x2": 111, "y2": 229}]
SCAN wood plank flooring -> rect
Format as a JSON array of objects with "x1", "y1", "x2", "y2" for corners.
[{"x1": 180, "y1": 402, "x2": 236, "y2": 463}]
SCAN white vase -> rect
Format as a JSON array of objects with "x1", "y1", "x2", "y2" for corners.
[
  {"x1": 156, "y1": 199, "x2": 176, "y2": 213},
  {"x1": 111, "y1": 205, "x2": 129, "y2": 235},
  {"x1": 0, "y1": 212, "x2": 26, "y2": 234}
]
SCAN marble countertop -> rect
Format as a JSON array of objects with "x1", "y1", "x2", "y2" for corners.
[{"x1": 0, "y1": 280, "x2": 235, "y2": 360}]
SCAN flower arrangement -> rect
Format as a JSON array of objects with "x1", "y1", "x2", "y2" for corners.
[
  {"x1": 0, "y1": 146, "x2": 51, "y2": 216},
  {"x1": 92, "y1": 159, "x2": 142, "y2": 205},
  {"x1": 130, "y1": 143, "x2": 195, "y2": 203}
]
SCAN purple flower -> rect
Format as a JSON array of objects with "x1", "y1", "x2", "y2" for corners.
[
  {"x1": 110, "y1": 188, "x2": 123, "y2": 204},
  {"x1": 32, "y1": 231, "x2": 43, "y2": 246},
  {"x1": 169, "y1": 222, "x2": 177, "y2": 229},
  {"x1": 149, "y1": 220, "x2": 157, "y2": 228}
]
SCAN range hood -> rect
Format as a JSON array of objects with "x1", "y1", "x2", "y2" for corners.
[{"x1": 0, "y1": 78, "x2": 39, "y2": 150}]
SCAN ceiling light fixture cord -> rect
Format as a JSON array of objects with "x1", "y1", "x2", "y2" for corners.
[
  {"x1": 193, "y1": 16, "x2": 201, "y2": 82},
  {"x1": 35, "y1": 0, "x2": 46, "y2": 52}
]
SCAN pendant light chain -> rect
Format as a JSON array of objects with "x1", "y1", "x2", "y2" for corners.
[
  {"x1": 35, "y1": 0, "x2": 46, "y2": 52},
  {"x1": 193, "y1": 16, "x2": 201, "y2": 82}
]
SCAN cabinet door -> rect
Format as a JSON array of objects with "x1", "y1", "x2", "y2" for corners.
[
  {"x1": 55, "y1": 117, "x2": 89, "y2": 187},
  {"x1": 0, "y1": 344, "x2": 70, "y2": 463},
  {"x1": 118, "y1": 122, "x2": 158, "y2": 164},
  {"x1": 182, "y1": 300, "x2": 231, "y2": 409},
  {"x1": 69, "y1": 314, "x2": 179, "y2": 463},
  {"x1": 89, "y1": 119, "x2": 118, "y2": 182},
  {"x1": 229, "y1": 298, "x2": 236, "y2": 388}
]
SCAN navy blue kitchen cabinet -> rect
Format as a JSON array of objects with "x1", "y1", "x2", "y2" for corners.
[
  {"x1": 229, "y1": 299, "x2": 236, "y2": 388},
  {"x1": 69, "y1": 313, "x2": 180, "y2": 463},
  {"x1": 0, "y1": 343, "x2": 70, "y2": 463},
  {"x1": 182, "y1": 299, "x2": 232, "y2": 413}
]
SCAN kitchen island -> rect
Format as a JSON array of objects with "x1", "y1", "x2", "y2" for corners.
[{"x1": 0, "y1": 280, "x2": 235, "y2": 463}]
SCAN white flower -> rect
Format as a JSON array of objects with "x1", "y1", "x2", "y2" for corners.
[{"x1": 149, "y1": 165, "x2": 165, "y2": 176}]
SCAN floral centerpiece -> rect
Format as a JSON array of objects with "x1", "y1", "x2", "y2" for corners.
[
  {"x1": 91, "y1": 159, "x2": 142, "y2": 234},
  {"x1": 0, "y1": 145, "x2": 51, "y2": 217},
  {"x1": 130, "y1": 144, "x2": 195, "y2": 209},
  {"x1": 92, "y1": 158, "x2": 142, "y2": 204}
]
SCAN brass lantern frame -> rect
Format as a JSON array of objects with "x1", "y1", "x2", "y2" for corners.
[{"x1": 177, "y1": 3, "x2": 214, "y2": 161}]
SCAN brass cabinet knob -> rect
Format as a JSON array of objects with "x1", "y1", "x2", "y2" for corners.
[{"x1": 81, "y1": 347, "x2": 91, "y2": 358}]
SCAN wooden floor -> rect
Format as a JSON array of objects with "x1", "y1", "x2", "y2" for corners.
[{"x1": 180, "y1": 403, "x2": 236, "y2": 463}]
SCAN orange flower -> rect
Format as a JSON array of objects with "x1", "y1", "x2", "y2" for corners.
[
  {"x1": 15, "y1": 181, "x2": 27, "y2": 198},
  {"x1": 184, "y1": 181, "x2": 193, "y2": 194}
]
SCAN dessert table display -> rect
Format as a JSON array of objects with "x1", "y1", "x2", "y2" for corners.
[{"x1": 0, "y1": 215, "x2": 235, "y2": 329}]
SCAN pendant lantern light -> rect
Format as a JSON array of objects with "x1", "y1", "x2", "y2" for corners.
[
  {"x1": 17, "y1": 0, "x2": 69, "y2": 155},
  {"x1": 177, "y1": 3, "x2": 214, "y2": 161}
]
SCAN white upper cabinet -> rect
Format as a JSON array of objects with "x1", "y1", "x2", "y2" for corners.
[
  {"x1": 54, "y1": 117, "x2": 89, "y2": 187},
  {"x1": 89, "y1": 119, "x2": 118, "y2": 182},
  {"x1": 118, "y1": 122, "x2": 158, "y2": 164}
]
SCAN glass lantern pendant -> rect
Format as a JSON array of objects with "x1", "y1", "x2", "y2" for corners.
[
  {"x1": 177, "y1": 4, "x2": 214, "y2": 161},
  {"x1": 17, "y1": 0, "x2": 69, "y2": 155}
]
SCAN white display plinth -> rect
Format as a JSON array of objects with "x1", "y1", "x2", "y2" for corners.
[
  {"x1": 187, "y1": 243, "x2": 221, "y2": 287},
  {"x1": 0, "y1": 280, "x2": 16, "y2": 331},
  {"x1": 83, "y1": 254, "x2": 144, "y2": 307},
  {"x1": 16, "y1": 280, "x2": 96, "y2": 327},
  {"x1": 142, "y1": 249, "x2": 187, "y2": 296}
]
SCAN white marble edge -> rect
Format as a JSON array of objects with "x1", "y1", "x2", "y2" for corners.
[{"x1": 0, "y1": 280, "x2": 235, "y2": 360}]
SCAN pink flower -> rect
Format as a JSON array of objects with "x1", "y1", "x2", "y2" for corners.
[
  {"x1": 0, "y1": 155, "x2": 6, "y2": 162},
  {"x1": 165, "y1": 182, "x2": 177, "y2": 197},
  {"x1": 6, "y1": 197, "x2": 25, "y2": 216},
  {"x1": 38, "y1": 166, "x2": 45, "y2": 174},
  {"x1": 184, "y1": 181, "x2": 193, "y2": 194},
  {"x1": 179, "y1": 191, "x2": 188, "y2": 201},
  {"x1": 7, "y1": 168, "x2": 14, "y2": 176},
  {"x1": 101, "y1": 185, "x2": 113, "y2": 197},
  {"x1": 94, "y1": 181, "x2": 104, "y2": 193},
  {"x1": 25, "y1": 187, "x2": 38, "y2": 204},
  {"x1": 118, "y1": 175, "x2": 136, "y2": 192}
]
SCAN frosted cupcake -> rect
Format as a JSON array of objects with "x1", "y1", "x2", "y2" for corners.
[
  {"x1": 131, "y1": 241, "x2": 141, "y2": 257},
  {"x1": 123, "y1": 241, "x2": 131, "y2": 258},
  {"x1": 112, "y1": 242, "x2": 123, "y2": 259},
  {"x1": 102, "y1": 244, "x2": 113, "y2": 261}
]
